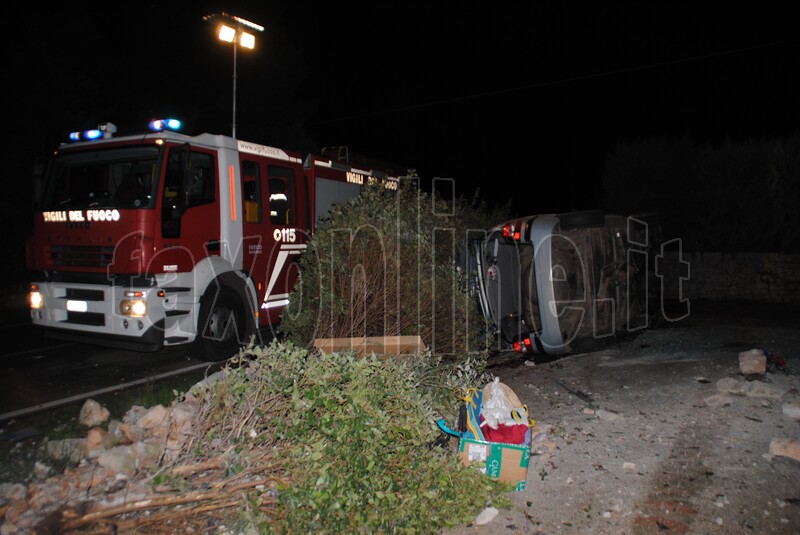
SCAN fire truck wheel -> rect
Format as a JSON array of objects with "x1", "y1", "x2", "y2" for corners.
[{"x1": 190, "y1": 285, "x2": 246, "y2": 362}]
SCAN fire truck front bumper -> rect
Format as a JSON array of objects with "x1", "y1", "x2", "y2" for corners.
[
  {"x1": 42, "y1": 323, "x2": 165, "y2": 352},
  {"x1": 28, "y1": 281, "x2": 166, "y2": 352}
]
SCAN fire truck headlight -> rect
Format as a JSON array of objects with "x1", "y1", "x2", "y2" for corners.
[
  {"x1": 28, "y1": 285, "x2": 44, "y2": 309},
  {"x1": 120, "y1": 299, "x2": 147, "y2": 317}
]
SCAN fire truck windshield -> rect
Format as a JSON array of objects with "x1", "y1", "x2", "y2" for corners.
[{"x1": 41, "y1": 146, "x2": 161, "y2": 211}]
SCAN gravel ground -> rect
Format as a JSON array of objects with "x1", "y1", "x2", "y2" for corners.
[
  {"x1": 444, "y1": 301, "x2": 800, "y2": 534},
  {"x1": 2, "y1": 301, "x2": 798, "y2": 533}
]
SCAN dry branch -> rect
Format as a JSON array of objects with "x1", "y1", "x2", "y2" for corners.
[{"x1": 61, "y1": 479, "x2": 276, "y2": 530}]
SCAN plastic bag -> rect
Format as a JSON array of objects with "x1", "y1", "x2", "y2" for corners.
[
  {"x1": 480, "y1": 378, "x2": 531, "y2": 445},
  {"x1": 436, "y1": 380, "x2": 533, "y2": 445},
  {"x1": 481, "y1": 377, "x2": 524, "y2": 428}
]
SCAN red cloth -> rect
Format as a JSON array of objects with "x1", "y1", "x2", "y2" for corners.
[{"x1": 479, "y1": 414, "x2": 528, "y2": 444}]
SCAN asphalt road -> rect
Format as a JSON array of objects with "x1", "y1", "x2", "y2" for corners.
[{"x1": 0, "y1": 319, "x2": 221, "y2": 421}]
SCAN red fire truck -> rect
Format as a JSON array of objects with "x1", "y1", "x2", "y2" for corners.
[{"x1": 26, "y1": 120, "x2": 400, "y2": 361}]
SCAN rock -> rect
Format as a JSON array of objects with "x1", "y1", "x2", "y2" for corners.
[
  {"x1": 122, "y1": 405, "x2": 149, "y2": 426},
  {"x1": 32, "y1": 462, "x2": 50, "y2": 480},
  {"x1": 79, "y1": 399, "x2": 110, "y2": 428},
  {"x1": 0, "y1": 484, "x2": 26, "y2": 501},
  {"x1": 170, "y1": 405, "x2": 195, "y2": 439},
  {"x1": 595, "y1": 409, "x2": 621, "y2": 421},
  {"x1": 103, "y1": 419, "x2": 134, "y2": 448},
  {"x1": 769, "y1": 439, "x2": 800, "y2": 462},
  {"x1": 716, "y1": 377, "x2": 749, "y2": 396},
  {"x1": 531, "y1": 431, "x2": 549, "y2": 446},
  {"x1": 46, "y1": 438, "x2": 87, "y2": 463},
  {"x1": 782, "y1": 402, "x2": 800, "y2": 420},
  {"x1": 97, "y1": 445, "x2": 137, "y2": 475},
  {"x1": 85, "y1": 427, "x2": 108, "y2": 459},
  {"x1": 474, "y1": 506, "x2": 499, "y2": 526},
  {"x1": 138, "y1": 405, "x2": 168, "y2": 429},
  {"x1": 27, "y1": 480, "x2": 66, "y2": 510},
  {"x1": 73, "y1": 463, "x2": 114, "y2": 489},
  {"x1": 135, "y1": 439, "x2": 166, "y2": 468},
  {"x1": 623, "y1": 462, "x2": 636, "y2": 472},
  {"x1": 704, "y1": 393, "x2": 733, "y2": 407},
  {"x1": 2, "y1": 498, "x2": 27, "y2": 525},
  {"x1": 739, "y1": 348, "x2": 767, "y2": 375},
  {"x1": 746, "y1": 383, "x2": 784, "y2": 399}
]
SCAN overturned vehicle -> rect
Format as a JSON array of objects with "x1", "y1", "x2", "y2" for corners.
[{"x1": 469, "y1": 210, "x2": 660, "y2": 356}]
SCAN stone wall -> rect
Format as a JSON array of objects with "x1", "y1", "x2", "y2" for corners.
[{"x1": 658, "y1": 252, "x2": 800, "y2": 304}]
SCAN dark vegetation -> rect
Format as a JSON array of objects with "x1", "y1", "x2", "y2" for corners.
[
  {"x1": 602, "y1": 134, "x2": 800, "y2": 253},
  {"x1": 278, "y1": 180, "x2": 510, "y2": 356}
]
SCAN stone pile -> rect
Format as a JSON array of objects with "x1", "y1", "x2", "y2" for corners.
[{"x1": 0, "y1": 382, "x2": 208, "y2": 534}]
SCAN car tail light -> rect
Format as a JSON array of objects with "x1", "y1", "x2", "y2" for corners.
[
  {"x1": 502, "y1": 220, "x2": 522, "y2": 241},
  {"x1": 513, "y1": 337, "x2": 534, "y2": 353}
]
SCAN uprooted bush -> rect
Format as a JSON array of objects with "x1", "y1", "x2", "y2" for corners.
[
  {"x1": 22, "y1": 341, "x2": 505, "y2": 533},
  {"x1": 182, "y1": 340, "x2": 507, "y2": 533},
  {"x1": 278, "y1": 180, "x2": 506, "y2": 356}
]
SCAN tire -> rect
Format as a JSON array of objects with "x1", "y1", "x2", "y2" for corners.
[
  {"x1": 189, "y1": 285, "x2": 247, "y2": 362},
  {"x1": 559, "y1": 210, "x2": 605, "y2": 230}
]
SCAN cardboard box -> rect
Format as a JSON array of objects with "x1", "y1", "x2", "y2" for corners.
[
  {"x1": 312, "y1": 335, "x2": 426, "y2": 357},
  {"x1": 458, "y1": 437, "x2": 530, "y2": 491}
]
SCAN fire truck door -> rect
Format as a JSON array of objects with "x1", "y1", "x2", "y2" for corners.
[
  {"x1": 159, "y1": 146, "x2": 220, "y2": 271},
  {"x1": 241, "y1": 159, "x2": 305, "y2": 324}
]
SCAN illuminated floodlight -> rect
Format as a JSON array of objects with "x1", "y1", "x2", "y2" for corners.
[
  {"x1": 218, "y1": 24, "x2": 236, "y2": 43},
  {"x1": 240, "y1": 31, "x2": 255, "y2": 49},
  {"x1": 202, "y1": 12, "x2": 265, "y2": 138}
]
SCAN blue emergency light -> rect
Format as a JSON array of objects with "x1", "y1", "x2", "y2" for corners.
[
  {"x1": 149, "y1": 118, "x2": 182, "y2": 132},
  {"x1": 68, "y1": 122, "x2": 118, "y2": 142},
  {"x1": 67, "y1": 119, "x2": 182, "y2": 142}
]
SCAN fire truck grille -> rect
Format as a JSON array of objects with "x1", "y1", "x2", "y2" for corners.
[
  {"x1": 65, "y1": 312, "x2": 105, "y2": 326},
  {"x1": 65, "y1": 288, "x2": 105, "y2": 301},
  {"x1": 50, "y1": 246, "x2": 116, "y2": 267}
]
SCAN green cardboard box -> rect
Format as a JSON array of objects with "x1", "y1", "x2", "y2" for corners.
[{"x1": 458, "y1": 437, "x2": 530, "y2": 491}]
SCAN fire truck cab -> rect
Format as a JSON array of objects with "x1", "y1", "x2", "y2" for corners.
[{"x1": 26, "y1": 120, "x2": 399, "y2": 361}]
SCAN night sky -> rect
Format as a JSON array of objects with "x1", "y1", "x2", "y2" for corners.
[{"x1": 4, "y1": 3, "x2": 800, "y2": 223}]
